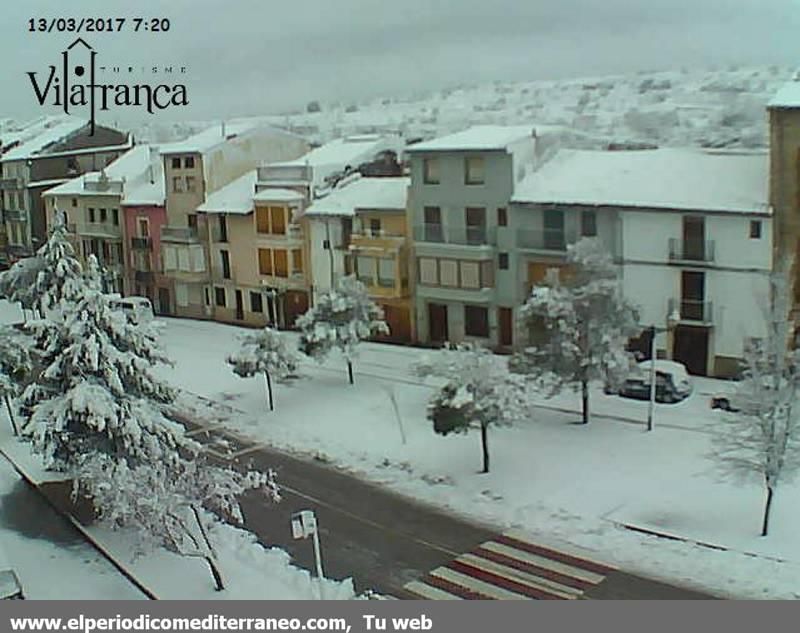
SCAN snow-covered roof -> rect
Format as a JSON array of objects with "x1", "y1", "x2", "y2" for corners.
[
  {"x1": 197, "y1": 171, "x2": 257, "y2": 214},
  {"x1": 512, "y1": 148, "x2": 769, "y2": 214},
  {"x1": 271, "y1": 134, "x2": 401, "y2": 171},
  {"x1": 159, "y1": 121, "x2": 271, "y2": 156},
  {"x1": 253, "y1": 188, "x2": 304, "y2": 203},
  {"x1": 768, "y1": 77, "x2": 800, "y2": 109},
  {"x1": 2, "y1": 116, "x2": 89, "y2": 161},
  {"x1": 304, "y1": 176, "x2": 409, "y2": 217},
  {"x1": 406, "y1": 125, "x2": 535, "y2": 152}
]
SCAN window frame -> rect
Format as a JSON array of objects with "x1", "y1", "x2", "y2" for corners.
[{"x1": 464, "y1": 305, "x2": 490, "y2": 338}]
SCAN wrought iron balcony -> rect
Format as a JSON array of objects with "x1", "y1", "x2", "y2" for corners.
[
  {"x1": 134, "y1": 270, "x2": 155, "y2": 284},
  {"x1": 161, "y1": 226, "x2": 200, "y2": 243},
  {"x1": 413, "y1": 223, "x2": 495, "y2": 246},
  {"x1": 131, "y1": 236, "x2": 152, "y2": 250},
  {"x1": 670, "y1": 298, "x2": 714, "y2": 324},
  {"x1": 668, "y1": 238, "x2": 715, "y2": 264}
]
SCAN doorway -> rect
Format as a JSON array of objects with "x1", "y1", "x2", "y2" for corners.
[
  {"x1": 235, "y1": 289, "x2": 244, "y2": 321},
  {"x1": 673, "y1": 325, "x2": 710, "y2": 376},
  {"x1": 498, "y1": 307, "x2": 513, "y2": 348},
  {"x1": 157, "y1": 287, "x2": 171, "y2": 316},
  {"x1": 428, "y1": 303, "x2": 449, "y2": 343}
]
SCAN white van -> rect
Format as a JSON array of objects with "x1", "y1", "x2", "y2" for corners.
[{"x1": 108, "y1": 296, "x2": 154, "y2": 324}]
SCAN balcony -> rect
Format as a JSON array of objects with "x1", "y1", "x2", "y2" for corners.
[
  {"x1": 668, "y1": 238, "x2": 715, "y2": 264},
  {"x1": 131, "y1": 236, "x2": 152, "y2": 250},
  {"x1": 161, "y1": 226, "x2": 201, "y2": 243},
  {"x1": 2, "y1": 209, "x2": 26, "y2": 222},
  {"x1": 516, "y1": 228, "x2": 576, "y2": 252},
  {"x1": 413, "y1": 224, "x2": 496, "y2": 247},
  {"x1": 134, "y1": 270, "x2": 155, "y2": 285},
  {"x1": 670, "y1": 298, "x2": 714, "y2": 324},
  {"x1": 0, "y1": 178, "x2": 20, "y2": 191},
  {"x1": 82, "y1": 222, "x2": 122, "y2": 238}
]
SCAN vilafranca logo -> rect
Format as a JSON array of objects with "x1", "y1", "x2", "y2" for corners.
[{"x1": 26, "y1": 37, "x2": 188, "y2": 134}]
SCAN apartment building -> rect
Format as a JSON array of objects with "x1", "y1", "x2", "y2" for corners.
[
  {"x1": 157, "y1": 123, "x2": 309, "y2": 318},
  {"x1": 195, "y1": 134, "x2": 403, "y2": 328},
  {"x1": 768, "y1": 76, "x2": 800, "y2": 306},
  {"x1": 406, "y1": 126, "x2": 539, "y2": 348},
  {"x1": 0, "y1": 116, "x2": 130, "y2": 261},
  {"x1": 512, "y1": 148, "x2": 771, "y2": 377},
  {"x1": 304, "y1": 176, "x2": 413, "y2": 342},
  {"x1": 42, "y1": 145, "x2": 161, "y2": 295}
]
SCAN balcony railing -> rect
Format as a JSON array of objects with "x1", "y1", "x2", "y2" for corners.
[
  {"x1": 82, "y1": 222, "x2": 122, "y2": 238},
  {"x1": 161, "y1": 226, "x2": 200, "y2": 242},
  {"x1": 516, "y1": 228, "x2": 575, "y2": 252},
  {"x1": 670, "y1": 298, "x2": 713, "y2": 324},
  {"x1": 134, "y1": 270, "x2": 155, "y2": 284},
  {"x1": 0, "y1": 178, "x2": 20, "y2": 191},
  {"x1": 2, "y1": 209, "x2": 26, "y2": 222},
  {"x1": 131, "y1": 236, "x2": 152, "y2": 250},
  {"x1": 352, "y1": 229, "x2": 406, "y2": 240},
  {"x1": 413, "y1": 223, "x2": 495, "y2": 246},
  {"x1": 668, "y1": 238, "x2": 715, "y2": 263}
]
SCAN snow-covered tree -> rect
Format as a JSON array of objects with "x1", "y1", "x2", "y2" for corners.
[
  {"x1": 510, "y1": 238, "x2": 639, "y2": 425},
  {"x1": 297, "y1": 276, "x2": 389, "y2": 384},
  {"x1": 83, "y1": 254, "x2": 104, "y2": 292},
  {"x1": 711, "y1": 266, "x2": 800, "y2": 536},
  {"x1": 227, "y1": 327, "x2": 299, "y2": 411},
  {"x1": 0, "y1": 326, "x2": 32, "y2": 435},
  {"x1": 77, "y1": 453, "x2": 280, "y2": 591},
  {"x1": 21, "y1": 286, "x2": 183, "y2": 469},
  {"x1": 0, "y1": 257, "x2": 43, "y2": 321},
  {"x1": 413, "y1": 343, "x2": 527, "y2": 473}
]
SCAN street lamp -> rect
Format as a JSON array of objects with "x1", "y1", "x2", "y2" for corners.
[
  {"x1": 291, "y1": 510, "x2": 325, "y2": 599},
  {"x1": 646, "y1": 308, "x2": 681, "y2": 432}
]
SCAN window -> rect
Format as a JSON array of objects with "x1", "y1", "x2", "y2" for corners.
[
  {"x1": 138, "y1": 217, "x2": 149, "y2": 237},
  {"x1": 250, "y1": 292, "x2": 263, "y2": 313},
  {"x1": 497, "y1": 207, "x2": 507, "y2": 227},
  {"x1": 215, "y1": 287, "x2": 227, "y2": 307},
  {"x1": 581, "y1": 210, "x2": 597, "y2": 237},
  {"x1": 498, "y1": 252, "x2": 509, "y2": 270},
  {"x1": 464, "y1": 305, "x2": 489, "y2": 338},
  {"x1": 100, "y1": 208, "x2": 107, "y2": 223},
  {"x1": 274, "y1": 249, "x2": 288, "y2": 277},
  {"x1": 184, "y1": 156, "x2": 195, "y2": 169},
  {"x1": 175, "y1": 284, "x2": 189, "y2": 307},
  {"x1": 17, "y1": 192, "x2": 24, "y2": 210},
  {"x1": 480, "y1": 261, "x2": 494, "y2": 288},
  {"x1": 464, "y1": 156, "x2": 485, "y2": 185},
  {"x1": 71, "y1": 198, "x2": 77, "y2": 207},
  {"x1": 204, "y1": 287, "x2": 211, "y2": 306},
  {"x1": 88, "y1": 207, "x2": 96, "y2": 222},
  {"x1": 423, "y1": 158, "x2": 440, "y2": 184},
  {"x1": 256, "y1": 208, "x2": 270, "y2": 233},
  {"x1": 163, "y1": 246, "x2": 177, "y2": 270},
  {"x1": 185, "y1": 176, "x2": 197, "y2": 192},
  {"x1": 270, "y1": 206, "x2": 286, "y2": 235},
  {"x1": 218, "y1": 215, "x2": 228, "y2": 242},
  {"x1": 188, "y1": 214, "x2": 197, "y2": 230},
  {"x1": 258, "y1": 248, "x2": 273, "y2": 275},
  {"x1": 357, "y1": 256, "x2": 376, "y2": 284},
  {"x1": 369, "y1": 218, "x2": 381, "y2": 236},
  {"x1": 418, "y1": 257, "x2": 438, "y2": 285},
  {"x1": 172, "y1": 176, "x2": 183, "y2": 193},
  {"x1": 177, "y1": 248, "x2": 190, "y2": 271},
  {"x1": 111, "y1": 209, "x2": 119, "y2": 226},
  {"x1": 750, "y1": 220, "x2": 762, "y2": 239},
  {"x1": 171, "y1": 157, "x2": 181, "y2": 169},
  {"x1": 423, "y1": 206, "x2": 443, "y2": 242},
  {"x1": 378, "y1": 258, "x2": 395, "y2": 287},
  {"x1": 220, "y1": 250, "x2": 231, "y2": 279},
  {"x1": 465, "y1": 207, "x2": 487, "y2": 245},
  {"x1": 292, "y1": 249, "x2": 303, "y2": 274},
  {"x1": 460, "y1": 261, "x2": 480, "y2": 289},
  {"x1": 440, "y1": 260, "x2": 458, "y2": 287}
]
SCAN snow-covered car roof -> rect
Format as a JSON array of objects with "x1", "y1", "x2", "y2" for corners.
[{"x1": 636, "y1": 360, "x2": 690, "y2": 379}]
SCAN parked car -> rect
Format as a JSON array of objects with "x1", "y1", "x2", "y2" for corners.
[
  {"x1": 108, "y1": 296, "x2": 155, "y2": 324},
  {"x1": 0, "y1": 570, "x2": 24, "y2": 600},
  {"x1": 618, "y1": 360, "x2": 693, "y2": 404}
]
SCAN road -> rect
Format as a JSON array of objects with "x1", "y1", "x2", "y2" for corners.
[{"x1": 181, "y1": 415, "x2": 714, "y2": 600}]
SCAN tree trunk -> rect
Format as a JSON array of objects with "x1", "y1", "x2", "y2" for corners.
[
  {"x1": 347, "y1": 360, "x2": 354, "y2": 385},
  {"x1": 264, "y1": 371, "x2": 274, "y2": 411},
  {"x1": 761, "y1": 485, "x2": 774, "y2": 537},
  {"x1": 205, "y1": 555, "x2": 225, "y2": 591},
  {"x1": 480, "y1": 423, "x2": 490, "y2": 474},
  {"x1": 4, "y1": 396, "x2": 17, "y2": 436},
  {"x1": 581, "y1": 377, "x2": 589, "y2": 425}
]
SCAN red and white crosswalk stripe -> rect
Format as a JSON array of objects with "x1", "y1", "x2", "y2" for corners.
[{"x1": 404, "y1": 529, "x2": 615, "y2": 600}]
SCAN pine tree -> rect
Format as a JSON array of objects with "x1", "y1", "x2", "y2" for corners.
[
  {"x1": 510, "y1": 238, "x2": 640, "y2": 424},
  {"x1": 413, "y1": 343, "x2": 526, "y2": 473},
  {"x1": 227, "y1": 327, "x2": 299, "y2": 411},
  {"x1": 0, "y1": 257, "x2": 43, "y2": 320},
  {"x1": 0, "y1": 325, "x2": 32, "y2": 435},
  {"x1": 297, "y1": 276, "x2": 389, "y2": 384}
]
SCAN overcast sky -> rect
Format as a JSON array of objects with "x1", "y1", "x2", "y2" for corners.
[{"x1": 1, "y1": 0, "x2": 797, "y2": 124}]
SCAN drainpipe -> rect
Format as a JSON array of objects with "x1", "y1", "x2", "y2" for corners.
[{"x1": 325, "y1": 219, "x2": 335, "y2": 289}]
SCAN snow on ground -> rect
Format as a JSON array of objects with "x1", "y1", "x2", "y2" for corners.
[
  {"x1": 0, "y1": 457, "x2": 145, "y2": 599},
  {"x1": 151, "y1": 314, "x2": 800, "y2": 599}
]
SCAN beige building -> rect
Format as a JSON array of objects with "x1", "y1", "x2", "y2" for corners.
[{"x1": 157, "y1": 123, "x2": 309, "y2": 318}]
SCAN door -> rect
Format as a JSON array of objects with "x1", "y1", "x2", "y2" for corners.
[
  {"x1": 285, "y1": 290, "x2": 310, "y2": 328},
  {"x1": 498, "y1": 307, "x2": 513, "y2": 348},
  {"x1": 428, "y1": 303, "x2": 449, "y2": 343},
  {"x1": 157, "y1": 287, "x2": 171, "y2": 316},
  {"x1": 681, "y1": 271, "x2": 705, "y2": 321},
  {"x1": 235, "y1": 289, "x2": 244, "y2": 321},
  {"x1": 673, "y1": 325, "x2": 709, "y2": 376},
  {"x1": 682, "y1": 216, "x2": 705, "y2": 261},
  {"x1": 543, "y1": 209, "x2": 565, "y2": 250}
]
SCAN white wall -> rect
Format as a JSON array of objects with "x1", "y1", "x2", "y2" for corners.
[{"x1": 308, "y1": 217, "x2": 347, "y2": 302}]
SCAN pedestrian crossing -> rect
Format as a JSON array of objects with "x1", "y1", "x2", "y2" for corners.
[{"x1": 404, "y1": 529, "x2": 615, "y2": 600}]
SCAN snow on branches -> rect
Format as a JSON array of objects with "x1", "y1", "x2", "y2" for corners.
[
  {"x1": 297, "y1": 276, "x2": 389, "y2": 384},
  {"x1": 510, "y1": 237, "x2": 639, "y2": 424},
  {"x1": 227, "y1": 327, "x2": 299, "y2": 411},
  {"x1": 710, "y1": 264, "x2": 800, "y2": 536},
  {"x1": 413, "y1": 343, "x2": 527, "y2": 473},
  {"x1": 0, "y1": 325, "x2": 32, "y2": 434}
]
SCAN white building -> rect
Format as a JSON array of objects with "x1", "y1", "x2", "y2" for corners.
[{"x1": 512, "y1": 148, "x2": 771, "y2": 377}]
